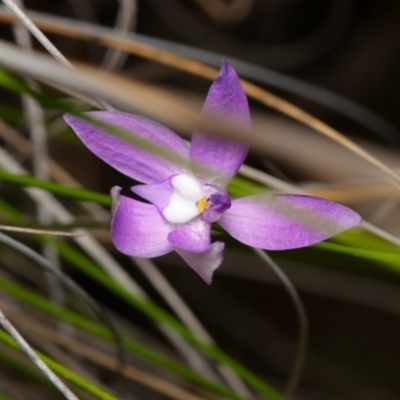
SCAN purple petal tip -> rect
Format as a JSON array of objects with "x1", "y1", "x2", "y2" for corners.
[
  {"x1": 219, "y1": 194, "x2": 362, "y2": 250},
  {"x1": 175, "y1": 242, "x2": 225, "y2": 284}
]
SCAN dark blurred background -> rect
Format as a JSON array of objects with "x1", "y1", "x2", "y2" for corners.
[{"x1": 2, "y1": 1, "x2": 400, "y2": 400}]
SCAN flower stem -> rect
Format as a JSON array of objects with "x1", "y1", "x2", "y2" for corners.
[{"x1": 253, "y1": 248, "x2": 308, "y2": 399}]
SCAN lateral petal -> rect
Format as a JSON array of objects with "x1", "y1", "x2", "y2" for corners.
[
  {"x1": 218, "y1": 194, "x2": 362, "y2": 250},
  {"x1": 64, "y1": 111, "x2": 190, "y2": 184},
  {"x1": 190, "y1": 59, "x2": 250, "y2": 187},
  {"x1": 111, "y1": 187, "x2": 174, "y2": 257}
]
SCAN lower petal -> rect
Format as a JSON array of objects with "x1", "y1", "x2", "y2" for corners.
[
  {"x1": 175, "y1": 242, "x2": 225, "y2": 284},
  {"x1": 168, "y1": 219, "x2": 211, "y2": 252},
  {"x1": 111, "y1": 187, "x2": 174, "y2": 257},
  {"x1": 218, "y1": 194, "x2": 362, "y2": 250}
]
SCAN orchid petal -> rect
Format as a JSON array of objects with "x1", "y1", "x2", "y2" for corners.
[
  {"x1": 111, "y1": 187, "x2": 174, "y2": 257},
  {"x1": 168, "y1": 219, "x2": 211, "y2": 252},
  {"x1": 190, "y1": 59, "x2": 250, "y2": 187},
  {"x1": 218, "y1": 194, "x2": 362, "y2": 250},
  {"x1": 64, "y1": 111, "x2": 190, "y2": 184},
  {"x1": 175, "y1": 242, "x2": 225, "y2": 284},
  {"x1": 131, "y1": 179, "x2": 173, "y2": 215}
]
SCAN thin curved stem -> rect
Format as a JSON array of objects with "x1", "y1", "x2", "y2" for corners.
[
  {"x1": 253, "y1": 248, "x2": 308, "y2": 398},
  {"x1": 0, "y1": 306, "x2": 80, "y2": 400}
]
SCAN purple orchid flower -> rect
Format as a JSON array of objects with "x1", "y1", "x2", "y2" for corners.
[{"x1": 64, "y1": 60, "x2": 361, "y2": 284}]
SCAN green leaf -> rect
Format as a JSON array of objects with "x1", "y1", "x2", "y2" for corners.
[
  {"x1": 0, "y1": 330, "x2": 118, "y2": 400},
  {"x1": 314, "y1": 241, "x2": 400, "y2": 274},
  {"x1": 0, "y1": 169, "x2": 111, "y2": 206}
]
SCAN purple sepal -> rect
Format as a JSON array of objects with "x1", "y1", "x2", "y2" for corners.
[
  {"x1": 218, "y1": 194, "x2": 362, "y2": 250},
  {"x1": 110, "y1": 187, "x2": 174, "y2": 257},
  {"x1": 175, "y1": 241, "x2": 225, "y2": 284},
  {"x1": 190, "y1": 59, "x2": 250, "y2": 187},
  {"x1": 64, "y1": 111, "x2": 190, "y2": 184}
]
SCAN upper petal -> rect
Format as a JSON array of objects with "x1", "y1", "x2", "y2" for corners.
[
  {"x1": 190, "y1": 59, "x2": 250, "y2": 187},
  {"x1": 175, "y1": 242, "x2": 225, "y2": 285},
  {"x1": 64, "y1": 111, "x2": 190, "y2": 184},
  {"x1": 111, "y1": 187, "x2": 174, "y2": 257},
  {"x1": 218, "y1": 194, "x2": 362, "y2": 250}
]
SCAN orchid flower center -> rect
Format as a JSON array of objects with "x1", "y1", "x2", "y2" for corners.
[
  {"x1": 162, "y1": 174, "x2": 231, "y2": 224},
  {"x1": 198, "y1": 184, "x2": 231, "y2": 223}
]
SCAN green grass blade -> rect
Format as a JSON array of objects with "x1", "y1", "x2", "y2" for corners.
[
  {"x1": 314, "y1": 241, "x2": 400, "y2": 273},
  {"x1": 0, "y1": 169, "x2": 111, "y2": 206},
  {"x1": 0, "y1": 330, "x2": 117, "y2": 400}
]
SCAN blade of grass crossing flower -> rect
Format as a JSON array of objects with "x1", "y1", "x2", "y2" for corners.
[
  {"x1": 1, "y1": 160, "x2": 399, "y2": 272},
  {"x1": 0, "y1": 70, "x2": 232, "y2": 185},
  {"x1": 0, "y1": 10, "x2": 397, "y2": 190},
  {"x1": 0, "y1": 8, "x2": 397, "y2": 144},
  {"x1": 1, "y1": 40, "x2": 400, "y2": 193},
  {"x1": 0, "y1": 329, "x2": 117, "y2": 400}
]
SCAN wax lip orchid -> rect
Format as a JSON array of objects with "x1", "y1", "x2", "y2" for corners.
[{"x1": 64, "y1": 60, "x2": 361, "y2": 284}]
